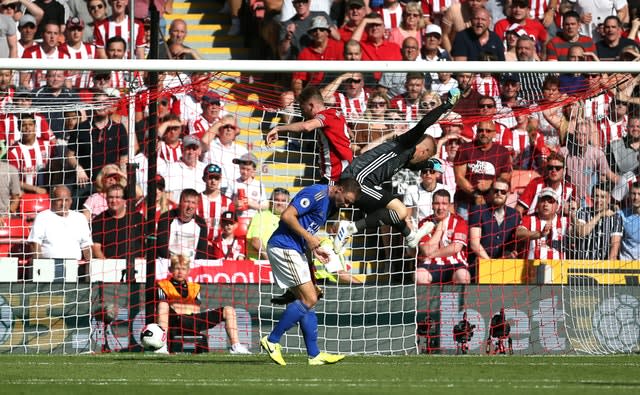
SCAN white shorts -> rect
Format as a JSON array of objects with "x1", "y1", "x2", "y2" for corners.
[{"x1": 267, "y1": 246, "x2": 312, "y2": 289}]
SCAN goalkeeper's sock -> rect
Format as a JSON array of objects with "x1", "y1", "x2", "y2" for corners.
[
  {"x1": 358, "y1": 208, "x2": 403, "y2": 230},
  {"x1": 268, "y1": 299, "x2": 308, "y2": 343},
  {"x1": 300, "y1": 309, "x2": 320, "y2": 357}
]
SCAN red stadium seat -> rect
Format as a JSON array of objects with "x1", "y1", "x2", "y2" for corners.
[
  {"x1": 510, "y1": 170, "x2": 540, "y2": 195},
  {"x1": 234, "y1": 216, "x2": 251, "y2": 238},
  {"x1": 0, "y1": 217, "x2": 29, "y2": 257},
  {"x1": 20, "y1": 193, "x2": 50, "y2": 220}
]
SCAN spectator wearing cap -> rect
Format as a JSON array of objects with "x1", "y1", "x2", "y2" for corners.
[
  {"x1": 499, "y1": 73, "x2": 523, "y2": 113},
  {"x1": 198, "y1": 163, "x2": 235, "y2": 245},
  {"x1": 338, "y1": 0, "x2": 368, "y2": 43},
  {"x1": 211, "y1": 210, "x2": 247, "y2": 260},
  {"x1": 516, "y1": 187, "x2": 570, "y2": 260},
  {"x1": 230, "y1": 153, "x2": 268, "y2": 219},
  {"x1": 441, "y1": 0, "x2": 487, "y2": 53},
  {"x1": 469, "y1": 179, "x2": 521, "y2": 277},
  {"x1": 0, "y1": 7, "x2": 16, "y2": 58},
  {"x1": 21, "y1": 23, "x2": 70, "y2": 89},
  {"x1": 203, "y1": 114, "x2": 247, "y2": 187},
  {"x1": 33, "y1": 0, "x2": 65, "y2": 41},
  {"x1": 83, "y1": 0, "x2": 109, "y2": 44},
  {"x1": 160, "y1": 134, "x2": 208, "y2": 203},
  {"x1": 451, "y1": 8, "x2": 505, "y2": 62},
  {"x1": 278, "y1": 0, "x2": 338, "y2": 60},
  {"x1": 59, "y1": 17, "x2": 96, "y2": 90},
  {"x1": 494, "y1": 0, "x2": 548, "y2": 55},
  {"x1": 17, "y1": 14, "x2": 38, "y2": 58},
  {"x1": 420, "y1": 24, "x2": 450, "y2": 65},
  {"x1": 546, "y1": 11, "x2": 596, "y2": 61},
  {"x1": 246, "y1": 187, "x2": 290, "y2": 260},
  {"x1": 352, "y1": 12, "x2": 402, "y2": 76},
  {"x1": 188, "y1": 91, "x2": 223, "y2": 138},
  {"x1": 291, "y1": 15, "x2": 344, "y2": 97},
  {"x1": 403, "y1": 158, "x2": 455, "y2": 227},
  {"x1": 94, "y1": 0, "x2": 146, "y2": 59}
]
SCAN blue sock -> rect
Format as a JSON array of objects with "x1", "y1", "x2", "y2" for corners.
[
  {"x1": 300, "y1": 309, "x2": 320, "y2": 357},
  {"x1": 268, "y1": 300, "x2": 308, "y2": 343}
]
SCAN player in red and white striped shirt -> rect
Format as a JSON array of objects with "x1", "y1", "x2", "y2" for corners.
[
  {"x1": 416, "y1": 189, "x2": 470, "y2": 285},
  {"x1": 94, "y1": 0, "x2": 145, "y2": 59},
  {"x1": 198, "y1": 164, "x2": 235, "y2": 244},
  {"x1": 6, "y1": 113, "x2": 50, "y2": 194},
  {"x1": 60, "y1": 17, "x2": 96, "y2": 90},
  {"x1": 21, "y1": 23, "x2": 70, "y2": 89},
  {"x1": 516, "y1": 187, "x2": 570, "y2": 260}
]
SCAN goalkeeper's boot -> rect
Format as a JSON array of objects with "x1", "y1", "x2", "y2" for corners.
[
  {"x1": 333, "y1": 220, "x2": 357, "y2": 254},
  {"x1": 406, "y1": 221, "x2": 435, "y2": 248},
  {"x1": 444, "y1": 87, "x2": 462, "y2": 109},
  {"x1": 261, "y1": 336, "x2": 286, "y2": 366},
  {"x1": 308, "y1": 352, "x2": 345, "y2": 365}
]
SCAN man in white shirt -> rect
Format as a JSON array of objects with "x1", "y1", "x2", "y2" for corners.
[
  {"x1": 204, "y1": 115, "x2": 247, "y2": 190},
  {"x1": 160, "y1": 135, "x2": 207, "y2": 203},
  {"x1": 28, "y1": 185, "x2": 92, "y2": 260}
]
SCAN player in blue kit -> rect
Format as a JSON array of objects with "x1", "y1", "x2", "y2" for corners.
[{"x1": 260, "y1": 177, "x2": 361, "y2": 366}]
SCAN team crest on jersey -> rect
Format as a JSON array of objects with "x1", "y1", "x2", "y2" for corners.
[{"x1": 300, "y1": 198, "x2": 310, "y2": 208}]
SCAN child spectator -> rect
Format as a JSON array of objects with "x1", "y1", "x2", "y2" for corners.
[
  {"x1": 230, "y1": 153, "x2": 268, "y2": 219},
  {"x1": 211, "y1": 211, "x2": 247, "y2": 260}
]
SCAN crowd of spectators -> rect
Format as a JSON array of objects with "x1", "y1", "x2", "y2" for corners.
[{"x1": 2, "y1": 0, "x2": 640, "y2": 285}]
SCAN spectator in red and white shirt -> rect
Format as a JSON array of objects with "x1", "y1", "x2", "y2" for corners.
[
  {"x1": 416, "y1": 189, "x2": 471, "y2": 285},
  {"x1": 493, "y1": 0, "x2": 548, "y2": 51},
  {"x1": 157, "y1": 114, "x2": 184, "y2": 165},
  {"x1": 379, "y1": 0, "x2": 403, "y2": 30},
  {"x1": 6, "y1": 113, "x2": 50, "y2": 194},
  {"x1": 338, "y1": 0, "x2": 368, "y2": 42},
  {"x1": 17, "y1": 14, "x2": 38, "y2": 59},
  {"x1": 321, "y1": 72, "x2": 369, "y2": 120},
  {"x1": 60, "y1": 17, "x2": 96, "y2": 90},
  {"x1": 516, "y1": 187, "x2": 570, "y2": 260},
  {"x1": 0, "y1": 88, "x2": 55, "y2": 147},
  {"x1": 352, "y1": 12, "x2": 402, "y2": 80},
  {"x1": 198, "y1": 163, "x2": 235, "y2": 243},
  {"x1": 188, "y1": 91, "x2": 223, "y2": 138},
  {"x1": 516, "y1": 151, "x2": 577, "y2": 216},
  {"x1": 101, "y1": 36, "x2": 144, "y2": 90},
  {"x1": 21, "y1": 22, "x2": 70, "y2": 89},
  {"x1": 211, "y1": 210, "x2": 247, "y2": 260},
  {"x1": 94, "y1": 0, "x2": 145, "y2": 59},
  {"x1": 510, "y1": 107, "x2": 549, "y2": 171},
  {"x1": 390, "y1": 72, "x2": 426, "y2": 122}
]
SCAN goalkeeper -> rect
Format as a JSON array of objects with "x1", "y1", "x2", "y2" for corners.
[
  {"x1": 333, "y1": 88, "x2": 461, "y2": 253},
  {"x1": 261, "y1": 177, "x2": 361, "y2": 366}
]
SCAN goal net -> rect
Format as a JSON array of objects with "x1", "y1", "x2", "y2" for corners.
[{"x1": 0, "y1": 60, "x2": 639, "y2": 355}]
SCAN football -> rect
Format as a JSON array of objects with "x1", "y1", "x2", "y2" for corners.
[{"x1": 140, "y1": 323, "x2": 166, "y2": 350}]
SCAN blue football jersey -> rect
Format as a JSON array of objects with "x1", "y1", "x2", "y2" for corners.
[{"x1": 268, "y1": 184, "x2": 334, "y2": 254}]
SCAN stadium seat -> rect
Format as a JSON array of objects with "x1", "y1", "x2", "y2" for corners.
[
  {"x1": 20, "y1": 193, "x2": 50, "y2": 221},
  {"x1": 234, "y1": 216, "x2": 251, "y2": 238},
  {"x1": 0, "y1": 217, "x2": 28, "y2": 257},
  {"x1": 510, "y1": 170, "x2": 540, "y2": 195}
]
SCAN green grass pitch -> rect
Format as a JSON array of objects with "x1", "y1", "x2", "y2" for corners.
[{"x1": 1, "y1": 354, "x2": 639, "y2": 394}]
